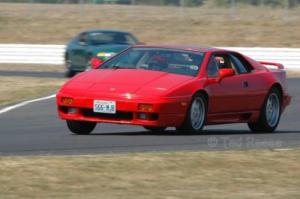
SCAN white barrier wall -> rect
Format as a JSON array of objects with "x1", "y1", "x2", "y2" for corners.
[
  {"x1": 0, "y1": 44, "x2": 65, "y2": 64},
  {"x1": 221, "y1": 47, "x2": 300, "y2": 70},
  {"x1": 0, "y1": 44, "x2": 299, "y2": 69}
]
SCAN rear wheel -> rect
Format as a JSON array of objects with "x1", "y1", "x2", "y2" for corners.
[
  {"x1": 143, "y1": 126, "x2": 166, "y2": 133},
  {"x1": 66, "y1": 120, "x2": 96, "y2": 135},
  {"x1": 176, "y1": 93, "x2": 207, "y2": 133},
  {"x1": 65, "y1": 70, "x2": 76, "y2": 78},
  {"x1": 248, "y1": 88, "x2": 281, "y2": 133}
]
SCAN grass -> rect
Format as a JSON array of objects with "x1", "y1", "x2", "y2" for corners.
[
  {"x1": 0, "y1": 3, "x2": 299, "y2": 47},
  {"x1": 0, "y1": 76, "x2": 65, "y2": 106},
  {"x1": 0, "y1": 64, "x2": 64, "y2": 72},
  {"x1": 286, "y1": 70, "x2": 300, "y2": 78},
  {"x1": 0, "y1": 149, "x2": 299, "y2": 199},
  {"x1": 0, "y1": 64, "x2": 65, "y2": 106}
]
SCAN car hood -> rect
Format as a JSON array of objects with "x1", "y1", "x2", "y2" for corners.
[{"x1": 62, "y1": 69, "x2": 194, "y2": 98}]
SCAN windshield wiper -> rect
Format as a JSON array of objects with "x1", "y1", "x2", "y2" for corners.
[
  {"x1": 111, "y1": 66, "x2": 134, "y2": 70},
  {"x1": 112, "y1": 66, "x2": 122, "y2": 69}
]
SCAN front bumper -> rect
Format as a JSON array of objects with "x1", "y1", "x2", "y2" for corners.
[{"x1": 56, "y1": 94, "x2": 190, "y2": 127}]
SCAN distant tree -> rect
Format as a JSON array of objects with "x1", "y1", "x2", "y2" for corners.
[
  {"x1": 184, "y1": 0, "x2": 204, "y2": 6},
  {"x1": 212, "y1": 0, "x2": 299, "y2": 7},
  {"x1": 288, "y1": 0, "x2": 300, "y2": 8}
]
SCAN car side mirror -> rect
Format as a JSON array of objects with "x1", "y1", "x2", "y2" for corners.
[
  {"x1": 90, "y1": 57, "x2": 104, "y2": 69},
  {"x1": 219, "y1": 68, "x2": 235, "y2": 81}
]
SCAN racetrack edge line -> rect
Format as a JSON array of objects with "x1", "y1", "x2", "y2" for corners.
[{"x1": 0, "y1": 94, "x2": 56, "y2": 114}]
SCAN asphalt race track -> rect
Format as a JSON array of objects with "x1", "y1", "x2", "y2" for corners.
[{"x1": 0, "y1": 77, "x2": 299, "y2": 155}]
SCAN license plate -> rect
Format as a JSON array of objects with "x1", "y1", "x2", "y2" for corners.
[{"x1": 93, "y1": 100, "x2": 116, "y2": 114}]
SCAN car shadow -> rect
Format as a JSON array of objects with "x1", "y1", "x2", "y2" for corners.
[
  {"x1": 88, "y1": 129, "x2": 300, "y2": 136},
  {"x1": 0, "y1": 70, "x2": 65, "y2": 78}
]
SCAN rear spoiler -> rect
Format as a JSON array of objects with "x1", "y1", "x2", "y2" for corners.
[{"x1": 259, "y1": 61, "x2": 284, "y2": 70}]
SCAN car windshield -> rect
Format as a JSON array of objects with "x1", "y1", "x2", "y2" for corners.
[
  {"x1": 89, "y1": 32, "x2": 137, "y2": 45},
  {"x1": 100, "y1": 48, "x2": 205, "y2": 77}
]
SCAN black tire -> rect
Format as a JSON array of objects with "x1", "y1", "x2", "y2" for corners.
[
  {"x1": 66, "y1": 120, "x2": 96, "y2": 135},
  {"x1": 65, "y1": 56, "x2": 76, "y2": 77},
  {"x1": 65, "y1": 70, "x2": 76, "y2": 78},
  {"x1": 143, "y1": 126, "x2": 166, "y2": 133},
  {"x1": 176, "y1": 92, "x2": 207, "y2": 134},
  {"x1": 248, "y1": 87, "x2": 282, "y2": 133}
]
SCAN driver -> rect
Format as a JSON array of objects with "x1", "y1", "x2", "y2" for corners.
[
  {"x1": 215, "y1": 56, "x2": 226, "y2": 69},
  {"x1": 149, "y1": 54, "x2": 168, "y2": 70}
]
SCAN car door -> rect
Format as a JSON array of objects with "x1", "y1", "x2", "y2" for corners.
[
  {"x1": 228, "y1": 53, "x2": 267, "y2": 112},
  {"x1": 205, "y1": 52, "x2": 253, "y2": 114}
]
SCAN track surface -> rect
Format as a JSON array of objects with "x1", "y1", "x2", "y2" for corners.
[{"x1": 0, "y1": 78, "x2": 299, "y2": 155}]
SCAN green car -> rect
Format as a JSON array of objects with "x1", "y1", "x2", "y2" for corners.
[{"x1": 65, "y1": 29, "x2": 140, "y2": 77}]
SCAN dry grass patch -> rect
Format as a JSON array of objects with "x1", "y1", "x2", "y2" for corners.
[
  {"x1": 0, "y1": 64, "x2": 64, "y2": 72},
  {"x1": 286, "y1": 70, "x2": 300, "y2": 78},
  {"x1": 0, "y1": 76, "x2": 65, "y2": 106},
  {"x1": 0, "y1": 3, "x2": 299, "y2": 47},
  {"x1": 0, "y1": 149, "x2": 299, "y2": 199}
]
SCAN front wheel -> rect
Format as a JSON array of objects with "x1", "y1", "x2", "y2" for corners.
[
  {"x1": 65, "y1": 58, "x2": 76, "y2": 77},
  {"x1": 65, "y1": 70, "x2": 76, "y2": 78},
  {"x1": 176, "y1": 93, "x2": 207, "y2": 133},
  {"x1": 66, "y1": 120, "x2": 96, "y2": 135},
  {"x1": 248, "y1": 88, "x2": 281, "y2": 133}
]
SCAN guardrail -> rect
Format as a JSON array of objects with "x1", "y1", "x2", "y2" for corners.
[
  {"x1": 0, "y1": 44, "x2": 65, "y2": 64},
  {"x1": 222, "y1": 47, "x2": 300, "y2": 70},
  {"x1": 0, "y1": 44, "x2": 299, "y2": 69}
]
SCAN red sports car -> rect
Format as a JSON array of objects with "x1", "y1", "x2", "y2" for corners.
[{"x1": 56, "y1": 45, "x2": 291, "y2": 134}]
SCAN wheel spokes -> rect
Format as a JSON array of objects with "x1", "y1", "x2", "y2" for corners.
[
  {"x1": 190, "y1": 98, "x2": 205, "y2": 130},
  {"x1": 266, "y1": 93, "x2": 280, "y2": 127}
]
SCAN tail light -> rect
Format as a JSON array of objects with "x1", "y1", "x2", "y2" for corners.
[{"x1": 90, "y1": 57, "x2": 104, "y2": 69}]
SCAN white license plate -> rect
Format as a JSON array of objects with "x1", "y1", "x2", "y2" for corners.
[{"x1": 93, "y1": 100, "x2": 116, "y2": 114}]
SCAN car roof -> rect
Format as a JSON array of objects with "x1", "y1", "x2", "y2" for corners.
[
  {"x1": 84, "y1": 29, "x2": 132, "y2": 34},
  {"x1": 131, "y1": 45, "x2": 233, "y2": 53}
]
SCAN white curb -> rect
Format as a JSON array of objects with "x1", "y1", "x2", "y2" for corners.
[{"x1": 0, "y1": 94, "x2": 56, "y2": 115}]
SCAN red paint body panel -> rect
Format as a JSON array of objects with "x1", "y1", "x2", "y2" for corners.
[{"x1": 56, "y1": 46, "x2": 291, "y2": 128}]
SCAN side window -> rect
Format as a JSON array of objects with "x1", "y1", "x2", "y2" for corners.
[
  {"x1": 206, "y1": 56, "x2": 219, "y2": 77},
  {"x1": 78, "y1": 33, "x2": 88, "y2": 44},
  {"x1": 229, "y1": 54, "x2": 251, "y2": 74}
]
